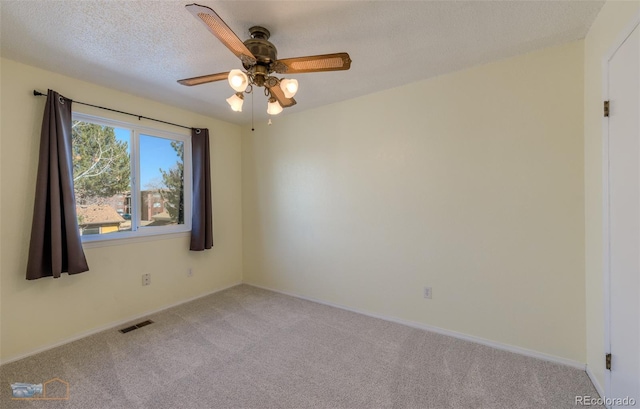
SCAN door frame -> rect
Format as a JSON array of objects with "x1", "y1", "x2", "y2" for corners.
[{"x1": 602, "y1": 11, "x2": 640, "y2": 406}]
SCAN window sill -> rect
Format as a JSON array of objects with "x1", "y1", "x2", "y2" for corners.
[{"x1": 81, "y1": 231, "x2": 190, "y2": 249}]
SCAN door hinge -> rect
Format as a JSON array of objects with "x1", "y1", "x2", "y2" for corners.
[
  {"x1": 606, "y1": 353, "x2": 612, "y2": 370},
  {"x1": 604, "y1": 100, "x2": 610, "y2": 117}
]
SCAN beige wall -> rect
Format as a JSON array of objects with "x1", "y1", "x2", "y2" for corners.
[
  {"x1": 0, "y1": 59, "x2": 243, "y2": 362},
  {"x1": 243, "y1": 41, "x2": 585, "y2": 363},
  {"x1": 0, "y1": 55, "x2": 3, "y2": 360},
  {"x1": 584, "y1": 0, "x2": 640, "y2": 390}
]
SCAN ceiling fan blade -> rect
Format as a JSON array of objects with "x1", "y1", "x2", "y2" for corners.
[
  {"x1": 177, "y1": 72, "x2": 230, "y2": 86},
  {"x1": 185, "y1": 4, "x2": 256, "y2": 66},
  {"x1": 274, "y1": 53, "x2": 352, "y2": 74},
  {"x1": 266, "y1": 81, "x2": 297, "y2": 108}
]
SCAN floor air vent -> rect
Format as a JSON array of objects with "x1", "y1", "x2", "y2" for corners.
[{"x1": 119, "y1": 319, "x2": 154, "y2": 334}]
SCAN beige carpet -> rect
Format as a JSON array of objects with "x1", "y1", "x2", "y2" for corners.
[{"x1": 1, "y1": 284, "x2": 602, "y2": 408}]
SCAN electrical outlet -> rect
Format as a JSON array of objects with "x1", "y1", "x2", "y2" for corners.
[
  {"x1": 187, "y1": 268, "x2": 193, "y2": 278},
  {"x1": 423, "y1": 287, "x2": 432, "y2": 299},
  {"x1": 142, "y1": 273, "x2": 151, "y2": 286}
]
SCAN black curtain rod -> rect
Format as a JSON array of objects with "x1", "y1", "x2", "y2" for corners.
[{"x1": 33, "y1": 90, "x2": 192, "y2": 131}]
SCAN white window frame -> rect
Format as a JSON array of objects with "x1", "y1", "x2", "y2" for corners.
[{"x1": 72, "y1": 112, "x2": 192, "y2": 245}]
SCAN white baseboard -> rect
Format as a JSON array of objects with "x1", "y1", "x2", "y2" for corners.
[
  {"x1": 0, "y1": 282, "x2": 242, "y2": 366},
  {"x1": 245, "y1": 282, "x2": 587, "y2": 371},
  {"x1": 586, "y1": 364, "x2": 606, "y2": 399}
]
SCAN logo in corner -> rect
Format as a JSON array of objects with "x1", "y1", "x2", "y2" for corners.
[
  {"x1": 10, "y1": 382, "x2": 42, "y2": 398},
  {"x1": 10, "y1": 378, "x2": 69, "y2": 400}
]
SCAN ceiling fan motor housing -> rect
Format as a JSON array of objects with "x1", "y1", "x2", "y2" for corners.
[{"x1": 244, "y1": 26, "x2": 277, "y2": 67}]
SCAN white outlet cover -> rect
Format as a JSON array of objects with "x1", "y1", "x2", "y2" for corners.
[{"x1": 424, "y1": 287, "x2": 432, "y2": 299}]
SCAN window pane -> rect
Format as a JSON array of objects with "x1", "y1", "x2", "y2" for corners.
[
  {"x1": 72, "y1": 121, "x2": 131, "y2": 236},
  {"x1": 139, "y1": 134, "x2": 184, "y2": 227}
]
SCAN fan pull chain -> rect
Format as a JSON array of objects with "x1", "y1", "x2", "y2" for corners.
[{"x1": 251, "y1": 90, "x2": 255, "y2": 132}]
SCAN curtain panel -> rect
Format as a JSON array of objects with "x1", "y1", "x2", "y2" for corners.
[
  {"x1": 190, "y1": 128, "x2": 213, "y2": 251},
  {"x1": 26, "y1": 90, "x2": 89, "y2": 280}
]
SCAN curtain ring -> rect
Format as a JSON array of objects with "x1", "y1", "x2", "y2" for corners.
[
  {"x1": 195, "y1": 128, "x2": 201, "y2": 134},
  {"x1": 58, "y1": 96, "x2": 65, "y2": 105}
]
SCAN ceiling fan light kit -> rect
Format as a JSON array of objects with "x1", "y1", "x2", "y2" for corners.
[
  {"x1": 226, "y1": 92, "x2": 244, "y2": 112},
  {"x1": 178, "y1": 3, "x2": 351, "y2": 118},
  {"x1": 267, "y1": 98, "x2": 284, "y2": 115},
  {"x1": 228, "y1": 69, "x2": 249, "y2": 93},
  {"x1": 279, "y1": 79, "x2": 298, "y2": 99}
]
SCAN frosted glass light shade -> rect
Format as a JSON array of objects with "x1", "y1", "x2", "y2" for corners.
[
  {"x1": 279, "y1": 79, "x2": 298, "y2": 98},
  {"x1": 228, "y1": 69, "x2": 248, "y2": 92},
  {"x1": 226, "y1": 93, "x2": 244, "y2": 112},
  {"x1": 267, "y1": 99, "x2": 283, "y2": 115}
]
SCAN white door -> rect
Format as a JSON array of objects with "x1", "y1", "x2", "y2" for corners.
[{"x1": 607, "y1": 19, "x2": 640, "y2": 408}]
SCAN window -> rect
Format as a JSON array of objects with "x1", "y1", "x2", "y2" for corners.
[{"x1": 72, "y1": 113, "x2": 191, "y2": 242}]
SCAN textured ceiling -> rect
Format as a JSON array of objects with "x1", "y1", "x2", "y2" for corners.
[{"x1": 0, "y1": 1, "x2": 604, "y2": 125}]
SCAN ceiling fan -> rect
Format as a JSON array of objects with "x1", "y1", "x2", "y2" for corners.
[{"x1": 178, "y1": 3, "x2": 352, "y2": 115}]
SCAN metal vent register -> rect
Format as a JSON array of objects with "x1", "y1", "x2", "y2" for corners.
[{"x1": 119, "y1": 320, "x2": 154, "y2": 334}]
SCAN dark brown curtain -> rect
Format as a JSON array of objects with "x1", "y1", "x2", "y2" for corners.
[
  {"x1": 190, "y1": 128, "x2": 213, "y2": 251},
  {"x1": 26, "y1": 90, "x2": 89, "y2": 280}
]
